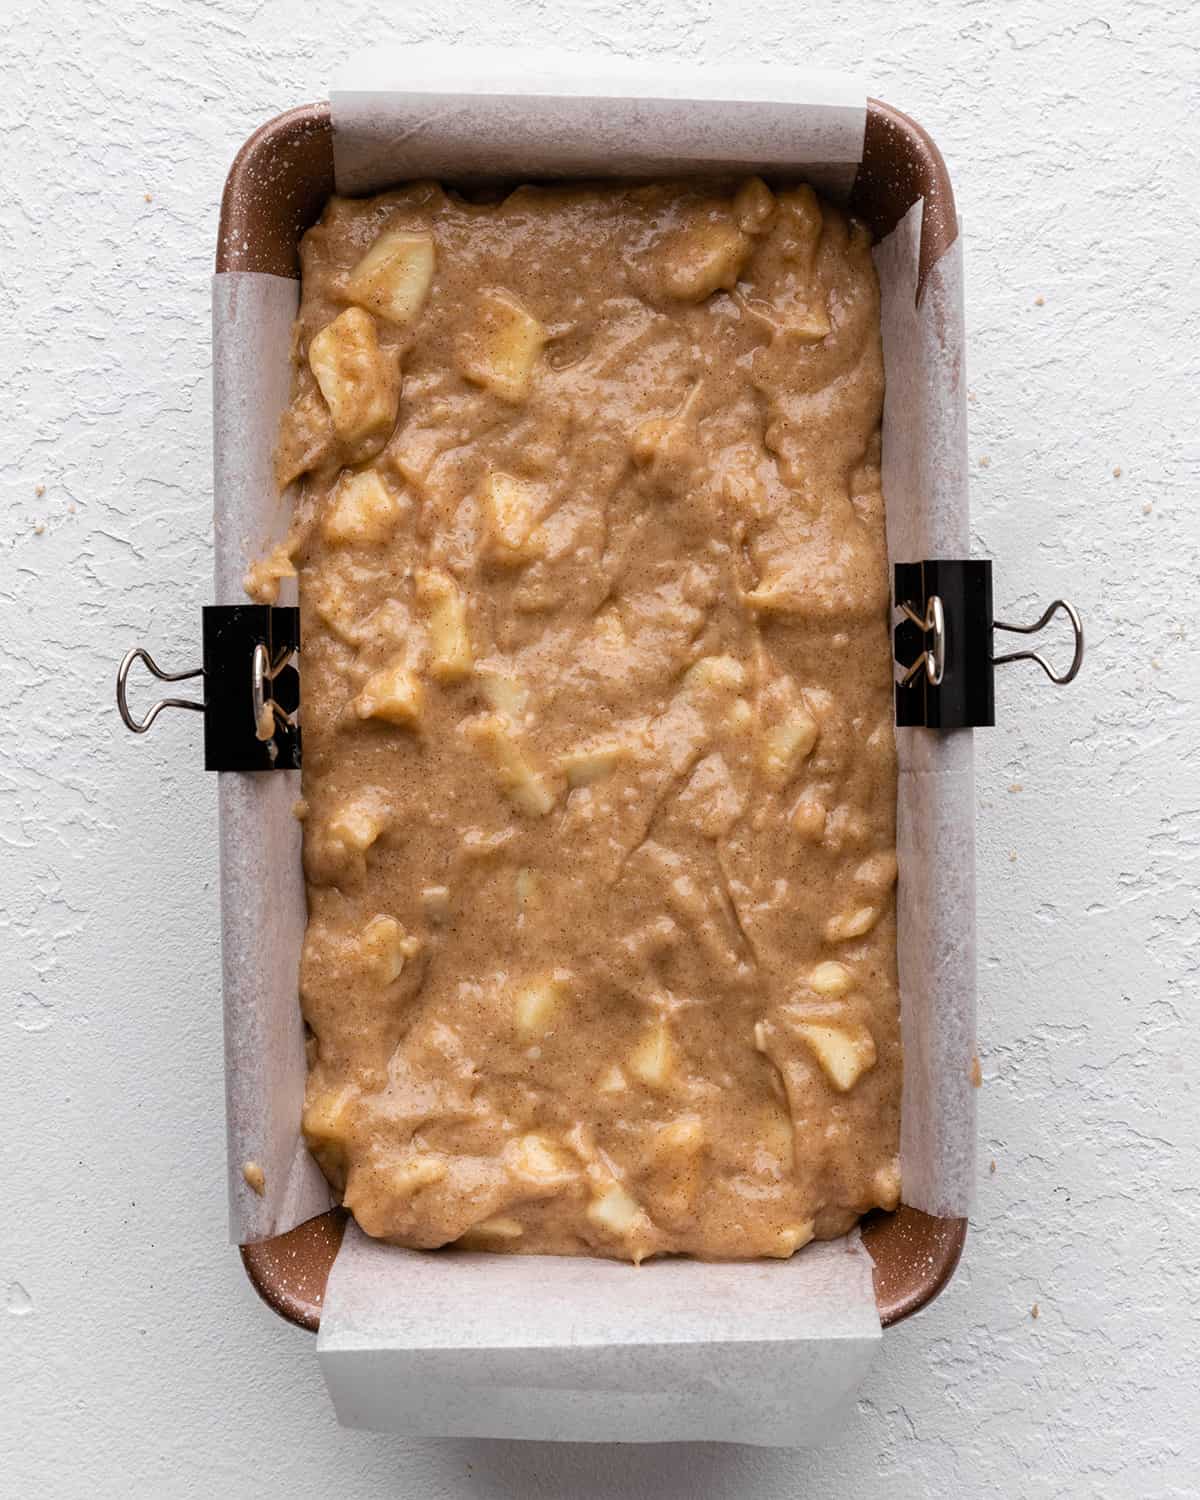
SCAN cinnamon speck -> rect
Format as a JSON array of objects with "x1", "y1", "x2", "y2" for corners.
[
  {"x1": 1034, "y1": 295, "x2": 1045, "y2": 306},
  {"x1": 1009, "y1": 850, "x2": 1018, "y2": 862},
  {"x1": 34, "y1": 483, "x2": 45, "y2": 497},
  {"x1": 242, "y1": 1161, "x2": 266, "y2": 1195},
  {"x1": 1031, "y1": 1302, "x2": 1040, "y2": 1319},
  {"x1": 1009, "y1": 782, "x2": 1023, "y2": 793},
  {"x1": 969, "y1": 1055, "x2": 983, "y2": 1088},
  {"x1": 144, "y1": 192, "x2": 153, "y2": 203},
  {"x1": 1142, "y1": 502, "x2": 1153, "y2": 515},
  {"x1": 33, "y1": 520, "x2": 45, "y2": 536},
  {"x1": 67, "y1": 502, "x2": 77, "y2": 515},
  {"x1": 989, "y1": 1159, "x2": 997, "y2": 1175},
  {"x1": 1112, "y1": 466, "x2": 1122, "y2": 478},
  {"x1": 978, "y1": 455, "x2": 991, "y2": 468}
]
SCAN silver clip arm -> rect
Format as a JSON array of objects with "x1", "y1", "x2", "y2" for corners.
[
  {"x1": 898, "y1": 595, "x2": 946, "y2": 687},
  {"x1": 993, "y1": 599, "x2": 1085, "y2": 685},
  {"x1": 116, "y1": 648, "x2": 204, "y2": 734},
  {"x1": 250, "y1": 641, "x2": 300, "y2": 740}
]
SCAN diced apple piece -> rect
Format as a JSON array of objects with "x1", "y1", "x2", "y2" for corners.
[
  {"x1": 515, "y1": 866, "x2": 539, "y2": 913},
  {"x1": 794, "y1": 1021, "x2": 877, "y2": 1092},
  {"x1": 415, "y1": 568, "x2": 472, "y2": 681},
  {"x1": 679, "y1": 655, "x2": 750, "y2": 740},
  {"x1": 596, "y1": 1063, "x2": 627, "y2": 1093},
  {"x1": 243, "y1": 540, "x2": 297, "y2": 605},
  {"x1": 808, "y1": 961, "x2": 853, "y2": 997},
  {"x1": 505, "y1": 1132, "x2": 575, "y2": 1187},
  {"x1": 792, "y1": 798, "x2": 827, "y2": 840},
  {"x1": 364, "y1": 598, "x2": 414, "y2": 654},
  {"x1": 422, "y1": 885, "x2": 451, "y2": 923},
  {"x1": 757, "y1": 1104, "x2": 795, "y2": 1171},
  {"x1": 824, "y1": 804, "x2": 871, "y2": 850},
  {"x1": 768, "y1": 1221, "x2": 815, "y2": 1258},
  {"x1": 661, "y1": 218, "x2": 751, "y2": 301},
  {"x1": 345, "y1": 230, "x2": 435, "y2": 326},
  {"x1": 458, "y1": 289, "x2": 547, "y2": 402},
  {"x1": 630, "y1": 384, "x2": 704, "y2": 490},
  {"x1": 302, "y1": 1084, "x2": 356, "y2": 1148},
  {"x1": 684, "y1": 654, "x2": 746, "y2": 695},
  {"x1": 476, "y1": 665, "x2": 530, "y2": 722},
  {"x1": 461, "y1": 1215, "x2": 524, "y2": 1245},
  {"x1": 874, "y1": 1162, "x2": 902, "y2": 1210},
  {"x1": 781, "y1": 303, "x2": 832, "y2": 341},
  {"x1": 353, "y1": 659, "x2": 423, "y2": 727},
  {"x1": 760, "y1": 704, "x2": 818, "y2": 788},
  {"x1": 480, "y1": 471, "x2": 545, "y2": 564},
  {"x1": 651, "y1": 1116, "x2": 705, "y2": 1219},
  {"x1": 513, "y1": 973, "x2": 568, "y2": 1040},
  {"x1": 359, "y1": 914, "x2": 419, "y2": 984},
  {"x1": 308, "y1": 307, "x2": 400, "y2": 443},
  {"x1": 561, "y1": 742, "x2": 626, "y2": 788},
  {"x1": 856, "y1": 850, "x2": 899, "y2": 891},
  {"x1": 323, "y1": 469, "x2": 403, "y2": 545},
  {"x1": 628, "y1": 1021, "x2": 673, "y2": 1088},
  {"x1": 587, "y1": 1182, "x2": 646, "y2": 1235},
  {"x1": 388, "y1": 424, "x2": 445, "y2": 490},
  {"x1": 726, "y1": 698, "x2": 753, "y2": 734},
  {"x1": 327, "y1": 799, "x2": 385, "y2": 854},
  {"x1": 464, "y1": 714, "x2": 556, "y2": 816},
  {"x1": 776, "y1": 185, "x2": 824, "y2": 272},
  {"x1": 392, "y1": 1154, "x2": 448, "y2": 1196},
  {"x1": 655, "y1": 1115, "x2": 704, "y2": 1157},
  {"x1": 824, "y1": 905, "x2": 880, "y2": 943},
  {"x1": 733, "y1": 177, "x2": 776, "y2": 234},
  {"x1": 742, "y1": 575, "x2": 801, "y2": 613}
]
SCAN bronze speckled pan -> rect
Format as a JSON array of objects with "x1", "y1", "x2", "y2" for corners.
[{"x1": 220, "y1": 100, "x2": 968, "y2": 1333}]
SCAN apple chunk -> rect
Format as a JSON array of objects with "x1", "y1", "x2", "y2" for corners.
[
  {"x1": 794, "y1": 1021, "x2": 877, "y2": 1092},
  {"x1": 458, "y1": 290, "x2": 547, "y2": 402},
  {"x1": 353, "y1": 660, "x2": 423, "y2": 728},
  {"x1": 345, "y1": 230, "x2": 435, "y2": 326},
  {"x1": 322, "y1": 469, "x2": 402, "y2": 545},
  {"x1": 415, "y1": 568, "x2": 472, "y2": 682},
  {"x1": 308, "y1": 307, "x2": 400, "y2": 444}
]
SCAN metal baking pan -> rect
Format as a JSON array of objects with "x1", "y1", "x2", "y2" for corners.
[{"x1": 219, "y1": 99, "x2": 968, "y2": 1332}]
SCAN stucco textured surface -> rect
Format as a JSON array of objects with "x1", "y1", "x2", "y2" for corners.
[{"x1": 2, "y1": 1, "x2": 1197, "y2": 1494}]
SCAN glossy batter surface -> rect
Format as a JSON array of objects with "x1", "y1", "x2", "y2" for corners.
[{"x1": 267, "y1": 177, "x2": 901, "y2": 1262}]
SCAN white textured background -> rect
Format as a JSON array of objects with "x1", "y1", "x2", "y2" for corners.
[{"x1": 2, "y1": 1, "x2": 1197, "y2": 1494}]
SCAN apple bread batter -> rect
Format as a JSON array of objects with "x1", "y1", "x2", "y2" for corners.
[{"x1": 267, "y1": 176, "x2": 901, "y2": 1262}]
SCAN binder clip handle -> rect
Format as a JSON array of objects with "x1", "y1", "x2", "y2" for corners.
[
  {"x1": 993, "y1": 599, "x2": 1084, "y2": 686},
  {"x1": 116, "y1": 648, "x2": 204, "y2": 734}
]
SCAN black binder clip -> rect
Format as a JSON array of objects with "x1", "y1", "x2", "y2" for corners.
[
  {"x1": 894, "y1": 560, "x2": 1083, "y2": 729},
  {"x1": 116, "y1": 605, "x2": 301, "y2": 770}
]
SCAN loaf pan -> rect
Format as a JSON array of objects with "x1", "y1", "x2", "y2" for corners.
[{"x1": 218, "y1": 99, "x2": 968, "y2": 1332}]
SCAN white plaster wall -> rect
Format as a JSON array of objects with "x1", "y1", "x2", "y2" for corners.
[{"x1": 2, "y1": 1, "x2": 1197, "y2": 1494}]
